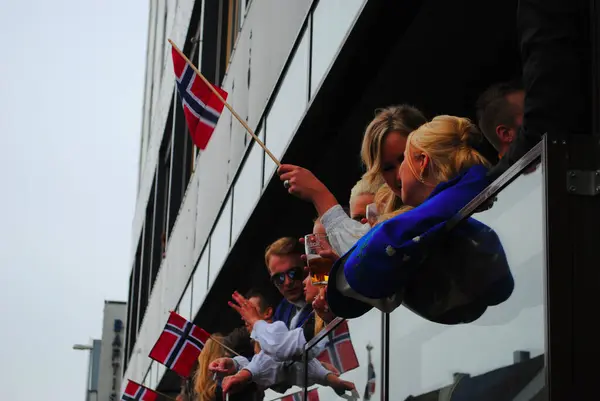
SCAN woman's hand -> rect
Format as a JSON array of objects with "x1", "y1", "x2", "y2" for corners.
[
  {"x1": 319, "y1": 249, "x2": 339, "y2": 263},
  {"x1": 228, "y1": 292, "x2": 262, "y2": 332},
  {"x1": 278, "y1": 164, "x2": 338, "y2": 215},
  {"x1": 313, "y1": 287, "x2": 335, "y2": 323},
  {"x1": 208, "y1": 358, "x2": 237, "y2": 376},
  {"x1": 326, "y1": 374, "x2": 357, "y2": 395},
  {"x1": 222, "y1": 370, "x2": 252, "y2": 394},
  {"x1": 320, "y1": 361, "x2": 340, "y2": 376}
]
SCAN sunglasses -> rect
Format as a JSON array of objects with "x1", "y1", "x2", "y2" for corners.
[{"x1": 270, "y1": 266, "x2": 305, "y2": 287}]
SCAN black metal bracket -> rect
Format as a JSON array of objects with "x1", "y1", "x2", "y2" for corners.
[{"x1": 566, "y1": 169, "x2": 600, "y2": 195}]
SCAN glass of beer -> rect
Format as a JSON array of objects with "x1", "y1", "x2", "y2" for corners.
[{"x1": 304, "y1": 233, "x2": 333, "y2": 286}]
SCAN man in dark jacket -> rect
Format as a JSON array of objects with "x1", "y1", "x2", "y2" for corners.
[{"x1": 489, "y1": 0, "x2": 592, "y2": 179}]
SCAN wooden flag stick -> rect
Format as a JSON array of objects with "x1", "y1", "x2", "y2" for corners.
[
  {"x1": 154, "y1": 389, "x2": 178, "y2": 401},
  {"x1": 169, "y1": 39, "x2": 281, "y2": 167},
  {"x1": 210, "y1": 335, "x2": 242, "y2": 357}
]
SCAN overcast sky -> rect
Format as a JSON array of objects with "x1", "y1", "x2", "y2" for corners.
[{"x1": 0, "y1": 1, "x2": 147, "y2": 400}]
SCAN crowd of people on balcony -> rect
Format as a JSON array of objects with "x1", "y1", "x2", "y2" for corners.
[
  {"x1": 165, "y1": 79, "x2": 530, "y2": 401},
  {"x1": 154, "y1": 0, "x2": 599, "y2": 396}
]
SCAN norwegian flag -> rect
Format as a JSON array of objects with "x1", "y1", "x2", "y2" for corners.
[
  {"x1": 121, "y1": 380, "x2": 158, "y2": 401},
  {"x1": 149, "y1": 311, "x2": 211, "y2": 378},
  {"x1": 317, "y1": 320, "x2": 359, "y2": 374},
  {"x1": 171, "y1": 46, "x2": 228, "y2": 150},
  {"x1": 363, "y1": 348, "x2": 376, "y2": 400},
  {"x1": 281, "y1": 388, "x2": 319, "y2": 401}
]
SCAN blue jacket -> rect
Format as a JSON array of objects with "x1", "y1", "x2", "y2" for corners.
[{"x1": 326, "y1": 165, "x2": 513, "y2": 324}]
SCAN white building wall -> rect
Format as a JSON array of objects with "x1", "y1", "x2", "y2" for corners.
[{"x1": 125, "y1": 0, "x2": 367, "y2": 390}]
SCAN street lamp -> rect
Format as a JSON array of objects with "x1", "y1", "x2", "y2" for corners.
[
  {"x1": 73, "y1": 341, "x2": 97, "y2": 401},
  {"x1": 73, "y1": 344, "x2": 94, "y2": 351}
]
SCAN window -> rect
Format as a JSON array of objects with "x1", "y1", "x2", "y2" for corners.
[
  {"x1": 232, "y1": 127, "x2": 264, "y2": 242},
  {"x1": 148, "y1": 363, "x2": 154, "y2": 388},
  {"x1": 298, "y1": 313, "x2": 383, "y2": 401},
  {"x1": 310, "y1": 0, "x2": 364, "y2": 96},
  {"x1": 179, "y1": 282, "x2": 193, "y2": 320},
  {"x1": 208, "y1": 195, "x2": 232, "y2": 288},
  {"x1": 263, "y1": 30, "x2": 310, "y2": 184},
  {"x1": 226, "y1": 0, "x2": 244, "y2": 66},
  {"x1": 192, "y1": 247, "x2": 210, "y2": 317},
  {"x1": 388, "y1": 167, "x2": 545, "y2": 399}
]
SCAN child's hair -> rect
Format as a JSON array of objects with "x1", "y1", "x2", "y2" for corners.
[{"x1": 194, "y1": 334, "x2": 227, "y2": 401}]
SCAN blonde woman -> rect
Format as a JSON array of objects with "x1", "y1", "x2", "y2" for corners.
[
  {"x1": 278, "y1": 105, "x2": 427, "y2": 255},
  {"x1": 323, "y1": 116, "x2": 495, "y2": 319},
  {"x1": 195, "y1": 334, "x2": 264, "y2": 401},
  {"x1": 194, "y1": 335, "x2": 227, "y2": 401}
]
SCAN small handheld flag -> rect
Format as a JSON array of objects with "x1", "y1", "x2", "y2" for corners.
[
  {"x1": 149, "y1": 311, "x2": 211, "y2": 378},
  {"x1": 171, "y1": 47, "x2": 228, "y2": 150},
  {"x1": 363, "y1": 344, "x2": 376, "y2": 400},
  {"x1": 169, "y1": 39, "x2": 281, "y2": 166},
  {"x1": 121, "y1": 380, "x2": 159, "y2": 401},
  {"x1": 317, "y1": 320, "x2": 359, "y2": 374}
]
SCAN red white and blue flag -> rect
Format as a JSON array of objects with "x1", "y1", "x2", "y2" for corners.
[
  {"x1": 171, "y1": 47, "x2": 228, "y2": 150},
  {"x1": 363, "y1": 346, "x2": 376, "y2": 400},
  {"x1": 317, "y1": 320, "x2": 359, "y2": 374},
  {"x1": 121, "y1": 380, "x2": 158, "y2": 401},
  {"x1": 281, "y1": 388, "x2": 319, "y2": 401},
  {"x1": 149, "y1": 311, "x2": 211, "y2": 378}
]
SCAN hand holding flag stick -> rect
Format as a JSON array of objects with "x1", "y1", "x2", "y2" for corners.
[{"x1": 169, "y1": 39, "x2": 281, "y2": 167}]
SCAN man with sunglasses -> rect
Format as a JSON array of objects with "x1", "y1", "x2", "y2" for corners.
[{"x1": 265, "y1": 237, "x2": 314, "y2": 331}]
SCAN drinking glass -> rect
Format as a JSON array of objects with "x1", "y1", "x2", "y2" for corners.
[
  {"x1": 304, "y1": 233, "x2": 332, "y2": 286},
  {"x1": 366, "y1": 203, "x2": 379, "y2": 226}
]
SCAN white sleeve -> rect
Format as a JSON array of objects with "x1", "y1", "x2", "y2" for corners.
[
  {"x1": 251, "y1": 320, "x2": 307, "y2": 362},
  {"x1": 321, "y1": 205, "x2": 371, "y2": 255},
  {"x1": 306, "y1": 359, "x2": 331, "y2": 386},
  {"x1": 241, "y1": 351, "x2": 286, "y2": 388},
  {"x1": 232, "y1": 356, "x2": 249, "y2": 371}
]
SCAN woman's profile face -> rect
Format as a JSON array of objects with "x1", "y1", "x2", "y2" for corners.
[
  {"x1": 380, "y1": 131, "x2": 407, "y2": 199},
  {"x1": 399, "y1": 147, "x2": 430, "y2": 207}
]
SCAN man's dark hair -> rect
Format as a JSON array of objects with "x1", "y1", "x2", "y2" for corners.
[
  {"x1": 476, "y1": 81, "x2": 524, "y2": 151},
  {"x1": 245, "y1": 288, "x2": 275, "y2": 313}
]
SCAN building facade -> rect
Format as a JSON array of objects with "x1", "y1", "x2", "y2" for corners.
[
  {"x1": 123, "y1": 0, "x2": 600, "y2": 400},
  {"x1": 97, "y1": 301, "x2": 127, "y2": 401}
]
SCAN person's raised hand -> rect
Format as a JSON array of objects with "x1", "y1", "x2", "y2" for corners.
[{"x1": 228, "y1": 291, "x2": 261, "y2": 331}]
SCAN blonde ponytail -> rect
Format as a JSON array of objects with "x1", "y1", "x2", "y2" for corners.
[
  {"x1": 407, "y1": 115, "x2": 490, "y2": 185},
  {"x1": 314, "y1": 315, "x2": 325, "y2": 337}
]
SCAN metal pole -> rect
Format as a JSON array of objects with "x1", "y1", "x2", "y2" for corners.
[
  {"x1": 86, "y1": 349, "x2": 92, "y2": 401},
  {"x1": 73, "y1": 344, "x2": 94, "y2": 401}
]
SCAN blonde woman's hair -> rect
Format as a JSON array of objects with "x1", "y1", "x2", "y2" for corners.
[
  {"x1": 373, "y1": 184, "x2": 402, "y2": 216},
  {"x1": 375, "y1": 187, "x2": 413, "y2": 222},
  {"x1": 194, "y1": 334, "x2": 227, "y2": 401},
  {"x1": 407, "y1": 115, "x2": 490, "y2": 185},
  {"x1": 361, "y1": 105, "x2": 427, "y2": 184},
  {"x1": 350, "y1": 175, "x2": 384, "y2": 205},
  {"x1": 314, "y1": 315, "x2": 325, "y2": 336}
]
